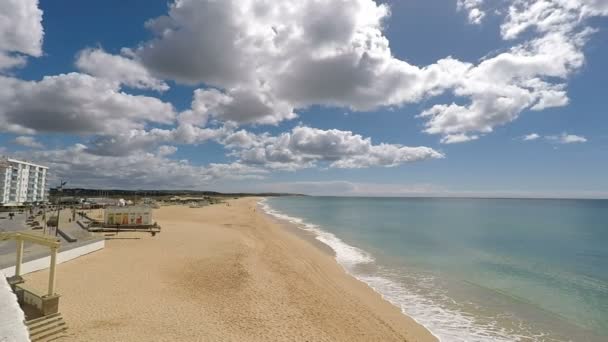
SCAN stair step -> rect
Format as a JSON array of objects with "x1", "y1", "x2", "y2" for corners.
[
  {"x1": 29, "y1": 320, "x2": 66, "y2": 337},
  {"x1": 25, "y1": 312, "x2": 61, "y2": 325},
  {"x1": 26, "y1": 313, "x2": 68, "y2": 342},
  {"x1": 27, "y1": 316, "x2": 64, "y2": 331},
  {"x1": 30, "y1": 324, "x2": 68, "y2": 342}
]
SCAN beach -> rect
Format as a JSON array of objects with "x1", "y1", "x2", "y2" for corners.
[{"x1": 22, "y1": 198, "x2": 436, "y2": 341}]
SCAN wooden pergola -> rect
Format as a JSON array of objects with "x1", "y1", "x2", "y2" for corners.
[{"x1": 0, "y1": 231, "x2": 61, "y2": 296}]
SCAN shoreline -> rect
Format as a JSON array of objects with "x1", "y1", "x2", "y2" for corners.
[
  {"x1": 257, "y1": 201, "x2": 337, "y2": 258},
  {"x1": 22, "y1": 197, "x2": 436, "y2": 341},
  {"x1": 258, "y1": 197, "x2": 443, "y2": 341}
]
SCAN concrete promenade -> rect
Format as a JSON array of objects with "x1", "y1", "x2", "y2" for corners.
[{"x1": 0, "y1": 208, "x2": 104, "y2": 274}]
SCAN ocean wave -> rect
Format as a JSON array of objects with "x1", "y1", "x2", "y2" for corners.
[
  {"x1": 259, "y1": 198, "x2": 534, "y2": 342},
  {"x1": 259, "y1": 199, "x2": 374, "y2": 267}
]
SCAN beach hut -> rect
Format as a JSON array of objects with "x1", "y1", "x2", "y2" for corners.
[{"x1": 104, "y1": 206, "x2": 153, "y2": 226}]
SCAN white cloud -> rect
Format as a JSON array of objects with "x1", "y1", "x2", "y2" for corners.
[
  {"x1": 440, "y1": 133, "x2": 480, "y2": 144},
  {"x1": 457, "y1": 0, "x2": 486, "y2": 24},
  {"x1": 586, "y1": 0, "x2": 608, "y2": 15},
  {"x1": 0, "y1": 0, "x2": 602, "y2": 191},
  {"x1": 0, "y1": 73, "x2": 176, "y2": 135},
  {"x1": 179, "y1": 88, "x2": 297, "y2": 126},
  {"x1": 523, "y1": 133, "x2": 540, "y2": 141},
  {"x1": 126, "y1": 0, "x2": 606, "y2": 145},
  {"x1": 0, "y1": 53, "x2": 27, "y2": 71},
  {"x1": 0, "y1": 0, "x2": 44, "y2": 71},
  {"x1": 13, "y1": 136, "x2": 43, "y2": 148},
  {"x1": 4, "y1": 0, "x2": 602, "y2": 147},
  {"x1": 17, "y1": 144, "x2": 267, "y2": 189},
  {"x1": 520, "y1": 132, "x2": 588, "y2": 144},
  {"x1": 546, "y1": 133, "x2": 587, "y2": 144},
  {"x1": 500, "y1": 0, "x2": 608, "y2": 40},
  {"x1": 418, "y1": 7, "x2": 599, "y2": 143},
  {"x1": 156, "y1": 145, "x2": 177, "y2": 157},
  {"x1": 84, "y1": 124, "x2": 226, "y2": 156},
  {"x1": 131, "y1": 0, "x2": 469, "y2": 126},
  {"x1": 384, "y1": 3, "x2": 591, "y2": 143},
  {"x1": 230, "y1": 126, "x2": 444, "y2": 170},
  {"x1": 76, "y1": 48, "x2": 169, "y2": 92}
]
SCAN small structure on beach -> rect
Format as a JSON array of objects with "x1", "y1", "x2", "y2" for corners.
[
  {"x1": 78, "y1": 206, "x2": 160, "y2": 235},
  {"x1": 104, "y1": 206, "x2": 153, "y2": 226},
  {"x1": 1, "y1": 231, "x2": 69, "y2": 340}
]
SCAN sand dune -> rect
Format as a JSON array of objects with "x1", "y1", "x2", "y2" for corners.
[{"x1": 24, "y1": 198, "x2": 436, "y2": 341}]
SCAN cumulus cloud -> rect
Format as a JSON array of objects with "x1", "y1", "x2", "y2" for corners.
[
  {"x1": 0, "y1": 53, "x2": 27, "y2": 71},
  {"x1": 500, "y1": 0, "x2": 608, "y2": 40},
  {"x1": 418, "y1": 28, "x2": 587, "y2": 142},
  {"x1": 81, "y1": 125, "x2": 442, "y2": 173},
  {"x1": 457, "y1": 0, "x2": 486, "y2": 24},
  {"x1": 179, "y1": 88, "x2": 297, "y2": 126},
  {"x1": 1, "y1": 0, "x2": 602, "y2": 189},
  {"x1": 0, "y1": 0, "x2": 44, "y2": 71},
  {"x1": 13, "y1": 136, "x2": 44, "y2": 148},
  {"x1": 0, "y1": 73, "x2": 176, "y2": 135},
  {"x1": 156, "y1": 145, "x2": 178, "y2": 157},
  {"x1": 5, "y1": 0, "x2": 602, "y2": 147},
  {"x1": 17, "y1": 144, "x2": 267, "y2": 189},
  {"x1": 130, "y1": 0, "x2": 470, "y2": 126},
  {"x1": 123, "y1": 0, "x2": 605, "y2": 145},
  {"x1": 76, "y1": 48, "x2": 169, "y2": 91},
  {"x1": 83, "y1": 124, "x2": 227, "y2": 156},
  {"x1": 228, "y1": 126, "x2": 444, "y2": 170},
  {"x1": 417, "y1": 0, "x2": 608, "y2": 143}
]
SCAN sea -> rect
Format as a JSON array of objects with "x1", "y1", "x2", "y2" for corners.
[{"x1": 260, "y1": 196, "x2": 608, "y2": 342}]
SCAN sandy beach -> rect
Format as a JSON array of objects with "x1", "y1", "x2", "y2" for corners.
[{"x1": 23, "y1": 197, "x2": 436, "y2": 341}]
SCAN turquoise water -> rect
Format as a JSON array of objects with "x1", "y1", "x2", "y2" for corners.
[{"x1": 262, "y1": 197, "x2": 608, "y2": 342}]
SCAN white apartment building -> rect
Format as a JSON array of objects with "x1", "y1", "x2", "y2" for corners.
[{"x1": 0, "y1": 158, "x2": 49, "y2": 206}]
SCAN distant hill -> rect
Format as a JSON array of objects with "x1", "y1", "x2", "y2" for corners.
[{"x1": 49, "y1": 188, "x2": 305, "y2": 198}]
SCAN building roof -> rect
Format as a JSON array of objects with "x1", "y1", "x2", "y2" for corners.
[
  {"x1": 105, "y1": 205, "x2": 153, "y2": 211},
  {"x1": 5, "y1": 158, "x2": 48, "y2": 169}
]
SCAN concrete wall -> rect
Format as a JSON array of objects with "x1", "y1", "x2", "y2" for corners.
[
  {"x1": 0, "y1": 270, "x2": 30, "y2": 342},
  {"x1": 1, "y1": 239, "x2": 105, "y2": 277}
]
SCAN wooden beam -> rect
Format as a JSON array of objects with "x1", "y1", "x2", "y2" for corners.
[
  {"x1": 48, "y1": 247, "x2": 58, "y2": 296},
  {"x1": 0, "y1": 232, "x2": 60, "y2": 248},
  {"x1": 15, "y1": 238, "x2": 24, "y2": 276}
]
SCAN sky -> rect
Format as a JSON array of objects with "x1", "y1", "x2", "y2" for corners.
[{"x1": 0, "y1": 0, "x2": 607, "y2": 197}]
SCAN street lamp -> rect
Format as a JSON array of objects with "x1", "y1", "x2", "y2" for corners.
[{"x1": 54, "y1": 180, "x2": 67, "y2": 237}]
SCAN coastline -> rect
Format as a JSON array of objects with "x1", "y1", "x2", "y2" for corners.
[
  {"x1": 257, "y1": 197, "x2": 446, "y2": 341},
  {"x1": 22, "y1": 197, "x2": 436, "y2": 341}
]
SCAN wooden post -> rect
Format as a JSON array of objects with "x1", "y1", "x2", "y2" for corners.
[
  {"x1": 15, "y1": 238, "x2": 24, "y2": 276},
  {"x1": 48, "y1": 246, "x2": 58, "y2": 296}
]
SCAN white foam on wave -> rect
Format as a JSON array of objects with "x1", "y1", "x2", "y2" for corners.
[
  {"x1": 358, "y1": 272, "x2": 525, "y2": 342},
  {"x1": 259, "y1": 199, "x2": 374, "y2": 267},
  {"x1": 259, "y1": 198, "x2": 540, "y2": 342}
]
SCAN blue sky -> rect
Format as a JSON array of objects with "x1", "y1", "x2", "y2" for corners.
[{"x1": 0, "y1": 0, "x2": 607, "y2": 197}]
